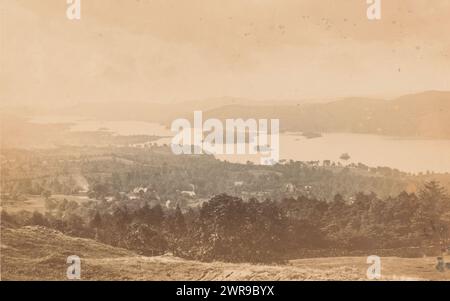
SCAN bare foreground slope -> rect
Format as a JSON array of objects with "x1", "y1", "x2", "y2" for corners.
[{"x1": 1, "y1": 226, "x2": 449, "y2": 281}]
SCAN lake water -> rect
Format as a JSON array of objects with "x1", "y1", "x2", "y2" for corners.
[
  {"x1": 30, "y1": 116, "x2": 172, "y2": 136},
  {"x1": 30, "y1": 116, "x2": 450, "y2": 174},
  {"x1": 278, "y1": 133, "x2": 450, "y2": 174}
]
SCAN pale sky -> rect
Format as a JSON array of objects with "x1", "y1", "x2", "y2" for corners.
[{"x1": 1, "y1": 0, "x2": 450, "y2": 106}]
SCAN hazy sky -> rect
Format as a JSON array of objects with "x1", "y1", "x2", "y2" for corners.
[{"x1": 1, "y1": 0, "x2": 450, "y2": 105}]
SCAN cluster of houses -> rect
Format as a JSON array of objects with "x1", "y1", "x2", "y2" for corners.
[{"x1": 106, "y1": 180, "x2": 320, "y2": 210}]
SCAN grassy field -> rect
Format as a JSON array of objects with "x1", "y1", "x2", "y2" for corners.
[
  {"x1": 1, "y1": 226, "x2": 450, "y2": 281},
  {"x1": 1, "y1": 195, "x2": 93, "y2": 214}
]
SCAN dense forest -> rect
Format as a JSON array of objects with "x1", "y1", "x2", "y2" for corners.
[{"x1": 2, "y1": 181, "x2": 449, "y2": 263}]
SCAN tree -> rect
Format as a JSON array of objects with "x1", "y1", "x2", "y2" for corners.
[
  {"x1": 1, "y1": 210, "x2": 13, "y2": 226},
  {"x1": 173, "y1": 205, "x2": 187, "y2": 235},
  {"x1": 149, "y1": 204, "x2": 164, "y2": 227},
  {"x1": 30, "y1": 211, "x2": 47, "y2": 226},
  {"x1": 183, "y1": 194, "x2": 288, "y2": 263},
  {"x1": 112, "y1": 208, "x2": 131, "y2": 227},
  {"x1": 45, "y1": 198, "x2": 57, "y2": 212},
  {"x1": 89, "y1": 211, "x2": 103, "y2": 239},
  {"x1": 65, "y1": 213, "x2": 86, "y2": 237},
  {"x1": 415, "y1": 182, "x2": 450, "y2": 248},
  {"x1": 135, "y1": 203, "x2": 151, "y2": 224},
  {"x1": 123, "y1": 223, "x2": 168, "y2": 256}
]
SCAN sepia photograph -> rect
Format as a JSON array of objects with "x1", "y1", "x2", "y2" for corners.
[{"x1": 1, "y1": 0, "x2": 450, "y2": 288}]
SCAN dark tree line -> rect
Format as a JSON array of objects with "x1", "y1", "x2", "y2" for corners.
[{"x1": 2, "y1": 181, "x2": 449, "y2": 263}]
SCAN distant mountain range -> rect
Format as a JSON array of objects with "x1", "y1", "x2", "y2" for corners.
[
  {"x1": 3, "y1": 91, "x2": 449, "y2": 140},
  {"x1": 199, "y1": 91, "x2": 450, "y2": 139}
]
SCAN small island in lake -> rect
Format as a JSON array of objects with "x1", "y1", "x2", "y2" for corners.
[
  {"x1": 340, "y1": 153, "x2": 351, "y2": 161},
  {"x1": 301, "y1": 132, "x2": 323, "y2": 139}
]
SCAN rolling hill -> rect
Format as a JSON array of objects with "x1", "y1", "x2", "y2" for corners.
[
  {"x1": 1, "y1": 226, "x2": 449, "y2": 280},
  {"x1": 200, "y1": 91, "x2": 450, "y2": 139}
]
